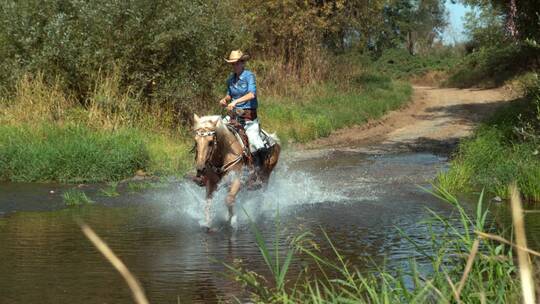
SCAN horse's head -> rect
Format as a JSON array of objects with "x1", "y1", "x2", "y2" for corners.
[{"x1": 193, "y1": 114, "x2": 220, "y2": 175}]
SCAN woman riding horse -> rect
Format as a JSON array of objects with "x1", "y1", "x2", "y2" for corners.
[
  {"x1": 219, "y1": 50, "x2": 266, "y2": 180},
  {"x1": 192, "y1": 50, "x2": 280, "y2": 231},
  {"x1": 192, "y1": 113, "x2": 280, "y2": 231}
]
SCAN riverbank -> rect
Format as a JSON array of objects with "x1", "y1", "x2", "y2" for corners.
[
  {"x1": 301, "y1": 85, "x2": 513, "y2": 155},
  {"x1": 0, "y1": 69, "x2": 412, "y2": 183},
  {"x1": 437, "y1": 79, "x2": 540, "y2": 201}
]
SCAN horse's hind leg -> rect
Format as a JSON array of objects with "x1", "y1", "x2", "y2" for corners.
[
  {"x1": 261, "y1": 144, "x2": 281, "y2": 187},
  {"x1": 226, "y1": 177, "x2": 241, "y2": 225}
]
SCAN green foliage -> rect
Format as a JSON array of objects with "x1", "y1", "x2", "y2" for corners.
[
  {"x1": 0, "y1": 0, "x2": 246, "y2": 122},
  {"x1": 447, "y1": 42, "x2": 540, "y2": 88},
  {"x1": 374, "y1": 48, "x2": 460, "y2": 79},
  {"x1": 262, "y1": 76, "x2": 412, "y2": 143},
  {"x1": 461, "y1": 0, "x2": 540, "y2": 42},
  {"x1": 0, "y1": 124, "x2": 149, "y2": 183},
  {"x1": 0, "y1": 52, "x2": 413, "y2": 182},
  {"x1": 462, "y1": 2, "x2": 506, "y2": 50},
  {"x1": 238, "y1": 0, "x2": 448, "y2": 59},
  {"x1": 378, "y1": 0, "x2": 448, "y2": 55},
  {"x1": 222, "y1": 208, "x2": 300, "y2": 301},
  {"x1": 99, "y1": 182, "x2": 119, "y2": 197},
  {"x1": 63, "y1": 189, "x2": 94, "y2": 206},
  {"x1": 438, "y1": 80, "x2": 540, "y2": 201},
  {"x1": 224, "y1": 191, "x2": 521, "y2": 303},
  {"x1": 142, "y1": 132, "x2": 193, "y2": 177}
]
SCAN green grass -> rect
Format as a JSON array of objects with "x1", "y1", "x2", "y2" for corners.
[
  {"x1": 142, "y1": 132, "x2": 193, "y2": 177},
  {"x1": 222, "y1": 187, "x2": 522, "y2": 303},
  {"x1": 63, "y1": 189, "x2": 94, "y2": 206},
  {"x1": 262, "y1": 75, "x2": 412, "y2": 144},
  {"x1": 99, "y1": 182, "x2": 120, "y2": 197},
  {"x1": 437, "y1": 82, "x2": 540, "y2": 201},
  {"x1": 0, "y1": 124, "x2": 149, "y2": 183},
  {"x1": 0, "y1": 64, "x2": 412, "y2": 183}
]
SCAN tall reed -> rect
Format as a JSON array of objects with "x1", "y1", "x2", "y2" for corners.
[{"x1": 223, "y1": 186, "x2": 527, "y2": 303}]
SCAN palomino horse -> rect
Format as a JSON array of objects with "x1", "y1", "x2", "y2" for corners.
[{"x1": 193, "y1": 114, "x2": 280, "y2": 230}]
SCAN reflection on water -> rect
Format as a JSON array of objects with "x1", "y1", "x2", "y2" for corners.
[{"x1": 0, "y1": 152, "x2": 476, "y2": 303}]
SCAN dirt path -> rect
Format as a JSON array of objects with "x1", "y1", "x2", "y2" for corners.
[{"x1": 298, "y1": 86, "x2": 514, "y2": 156}]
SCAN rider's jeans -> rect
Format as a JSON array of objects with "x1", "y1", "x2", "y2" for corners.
[{"x1": 244, "y1": 119, "x2": 265, "y2": 152}]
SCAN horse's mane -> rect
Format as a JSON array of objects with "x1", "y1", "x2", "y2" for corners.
[
  {"x1": 194, "y1": 115, "x2": 233, "y2": 140},
  {"x1": 194, "y1": 115, "x2": 223, "y2": 130}
]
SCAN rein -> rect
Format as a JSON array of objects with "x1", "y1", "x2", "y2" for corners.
[{"x1": 195, "y1": 128, "x2": 243, "y2": 175}]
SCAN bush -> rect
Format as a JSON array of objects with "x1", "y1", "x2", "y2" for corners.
[
  {"x1": 0, "y1": 124, "x2": 149, "y2": 183},
  {"x1": 0, "y1": 0, "x2": 247, "y2": 123},
  {"x1": 373, "y1": 48, "x2": 460, "y2": 79},
  {"x1": 447, "y1": 42, "x2": 540, "y2": 88}
]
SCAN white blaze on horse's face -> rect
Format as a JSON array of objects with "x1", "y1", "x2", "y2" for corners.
[{"x1": 193, "y1": 114, "x2": 219, "y2": 172}]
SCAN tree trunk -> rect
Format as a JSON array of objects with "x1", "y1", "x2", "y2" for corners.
[
  {"x1": 506, "y1": 0, "x2": 519, "y2": 40},
  {"x1": 406, "y1": 31, "x2": 414, "y2": 55}
]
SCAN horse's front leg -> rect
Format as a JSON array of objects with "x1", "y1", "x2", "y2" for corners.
[
  {"x1": 205, "y1": 178, "x2": 218, "y2": 229},
  {"x1": 226, "y1": 174, "x2": 242, "y2": 224}
]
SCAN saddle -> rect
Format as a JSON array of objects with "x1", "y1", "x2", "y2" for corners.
[
  {"x1": 225, "y1": 117, "x2": 277, "y2": 153},
  {"x1": 226, "y1": 118, "x2": 253, "y2": 165}
]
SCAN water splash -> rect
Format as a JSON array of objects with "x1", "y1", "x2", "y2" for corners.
[{"x1": 151, "y1": 162, "x2": 349, "y2": 230}]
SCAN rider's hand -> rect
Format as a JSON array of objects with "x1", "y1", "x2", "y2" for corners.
[
  {"x1": 219, "y1": 98, "x2": 228, "y2": 107},
  {"x1": 226, "y1": 102, "x2": 236, "y2": 111}
]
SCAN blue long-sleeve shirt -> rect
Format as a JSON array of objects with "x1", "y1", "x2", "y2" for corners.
[{"x1": 227, "y1": 69, "x2": 258, "y2": 110}]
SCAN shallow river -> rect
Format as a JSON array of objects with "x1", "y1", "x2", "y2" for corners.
[{"x1": 0, "y1": 150, "x2": 502, "y2": 303}]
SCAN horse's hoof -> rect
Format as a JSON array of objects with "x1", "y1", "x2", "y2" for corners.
[
  {"x1": 189, "y1": 174, "x2": 207, "y2": 187},
  {"x1": 247, "y1": 180, "x2": 263, "y2": 191},
  {"x1": 230, "y1": 215, "x2": 238, "y2": 227},
  {"x1": 203, "y1": 226, "x2": 217, "y2": 233}
]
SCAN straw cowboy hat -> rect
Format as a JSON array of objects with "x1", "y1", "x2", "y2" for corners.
[{"x1": 225, "y1": 50, "x2": 250, "y2": 63}]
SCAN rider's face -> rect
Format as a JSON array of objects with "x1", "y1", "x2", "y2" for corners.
[{"x1": 231, "y1": 61, "x2": 244, "y2": 74}]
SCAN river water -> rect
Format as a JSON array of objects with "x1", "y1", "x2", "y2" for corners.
[{"x1": 0, "y1": 150, "x2": 485, "y2": 303}]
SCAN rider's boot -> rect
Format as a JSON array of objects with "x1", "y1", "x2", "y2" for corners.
[{"x1": 248, "y1": 149, "x2": 265, "y2": 190}]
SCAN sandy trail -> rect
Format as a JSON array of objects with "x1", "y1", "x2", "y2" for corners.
[{"x1": 296, "y1": 86, "x2": 513, "y2": 156}]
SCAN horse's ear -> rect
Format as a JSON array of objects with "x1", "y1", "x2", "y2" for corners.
[
  {"x1": 193, "y1": 114, "x2": 200, "y2": 124},
  {"x1": 211, "y1": 118, "x2": 219, "y2": 127}
]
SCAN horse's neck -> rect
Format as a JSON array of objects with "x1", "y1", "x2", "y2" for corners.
[{"x1": 212, "y1": 125, "x2": 242, "y2": 164}]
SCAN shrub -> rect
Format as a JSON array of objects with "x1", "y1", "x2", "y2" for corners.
[
  {"x1": 447, "y1": 42, "x2": 540, "y2": 88},
  {"x1": 373, "y1": 48, "x2": 460, "y2": 79},
  {"x1": 0, "y1": 0, "x2": 247, "y2": 124}
]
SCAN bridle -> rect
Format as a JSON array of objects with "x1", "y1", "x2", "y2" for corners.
[
  {"x1": 194, "y1": 129, "x2": 217, "y2": 172},
  {"x1": 195, "y1": 129, "x2": 217, "y2": 161},
  {"x1": 194, "y1": 128, "x2": 243, "y2": 175}
]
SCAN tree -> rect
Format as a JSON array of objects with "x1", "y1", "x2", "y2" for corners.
[
  {"x1": 378, "y1": 0, "x2": 448, "y2": 55},
  {"x1": 460, "y1": 0, "x2": 540, "y2": 42}
]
